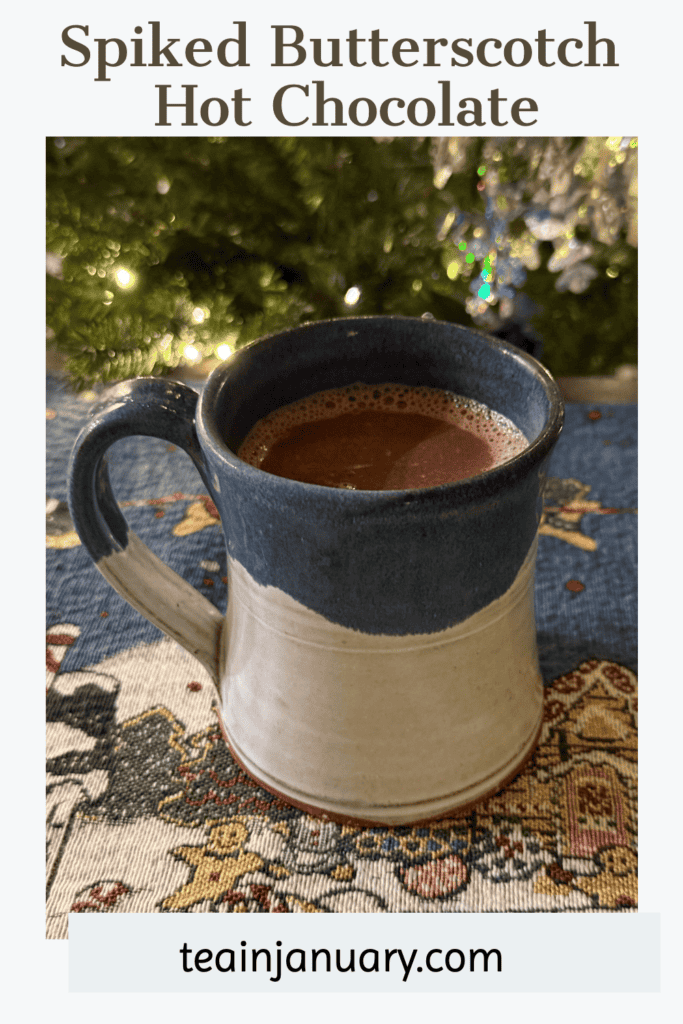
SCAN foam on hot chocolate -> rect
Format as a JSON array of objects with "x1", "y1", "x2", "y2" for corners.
[{"x1": 237, "y1": 383, "x2": 528, "y2": 490}]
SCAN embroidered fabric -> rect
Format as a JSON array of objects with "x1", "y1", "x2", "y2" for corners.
[{"x1": 46, "y1": 376, "x2": 637, "y2": 932}]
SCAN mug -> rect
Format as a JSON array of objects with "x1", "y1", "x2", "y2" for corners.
[{"x1": 68, "y1": 316, "x2": 563, "y2": 826}]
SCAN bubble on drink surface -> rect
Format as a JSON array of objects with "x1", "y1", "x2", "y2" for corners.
[{"x1": 237, "y1": 383, "x2": 528, "y2": 471}]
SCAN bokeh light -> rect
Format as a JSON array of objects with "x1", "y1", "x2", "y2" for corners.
[{"x1": 115, "y1": 268, "x2": 134, "y2": 288}]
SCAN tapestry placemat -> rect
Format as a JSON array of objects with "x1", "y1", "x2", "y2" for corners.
[{"x1": 46, "y1": 376, "x2": 637, "y2": 934}]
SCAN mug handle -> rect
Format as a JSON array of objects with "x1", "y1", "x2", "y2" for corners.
[{"x1": 67, "y1": 377, "x2": 223, "y2": 689}]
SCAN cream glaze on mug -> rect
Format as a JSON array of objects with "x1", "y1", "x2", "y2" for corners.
[{"x1": 220, "y1": 540, "x2": 542, "y2": 824}]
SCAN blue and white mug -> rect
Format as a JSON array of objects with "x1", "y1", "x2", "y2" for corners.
[{"x1": 68, "y1": 316, "x2": 563, "y2": 825}]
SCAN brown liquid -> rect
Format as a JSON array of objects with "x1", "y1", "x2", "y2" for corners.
[{"x1": 237, "y1": 383, "x2": 528, "y2": 490}]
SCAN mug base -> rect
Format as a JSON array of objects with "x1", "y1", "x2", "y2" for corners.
[{"x1": 217, "y1": 712, "x2": 543, "y2": 827}]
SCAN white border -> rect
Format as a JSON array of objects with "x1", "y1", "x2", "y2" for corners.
[{"x1": 5, "y1": 0, "x2": 681, "y2": 1020}]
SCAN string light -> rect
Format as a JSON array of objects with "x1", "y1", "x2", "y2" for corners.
[
  {"x1": 183, "y1": 344, "x2": 200, "y2": 362},
  {"x1": 216, "y1": 343, "x2": 233, "y2": 360},
  {"x1": 344, "y1": 286, "x2": 361, "y2": 306}
]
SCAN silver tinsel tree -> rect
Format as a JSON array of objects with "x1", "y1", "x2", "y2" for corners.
[{"x1": 427, "y1": 136, "x2": 637, "y2": 351}]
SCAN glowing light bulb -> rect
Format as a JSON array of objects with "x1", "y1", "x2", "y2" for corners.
[
  {"x1": 344, "y1": 286, "x2": 361, "y2": 306},
  {"x1": 192, "y1": 307, "x2": 206, "y2": 323},
  {"x1": 216, "y1": 343, "x2": 233, "y2": 361},
  {"x1": 115, "y1": 268, "x2": 134, "y2": 288},
  {"x1": 183, "y1": 344, "x2": 200, "y2": 362}
]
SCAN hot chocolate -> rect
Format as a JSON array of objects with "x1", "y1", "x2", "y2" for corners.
[{"x1": 236, "y1": 383, "x2": 528, "y2": 490}]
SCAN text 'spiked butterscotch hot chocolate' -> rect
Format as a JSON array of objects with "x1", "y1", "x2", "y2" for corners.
[{"x1": 237, "y1": 383, "x2": 528, "y2": 490}]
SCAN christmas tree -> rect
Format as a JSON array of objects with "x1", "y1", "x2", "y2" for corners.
[{"x1": 46, "y1": 136, "x2": 637, "y2": 389}]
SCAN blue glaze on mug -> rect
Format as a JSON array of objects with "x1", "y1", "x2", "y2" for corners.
[
  {"x1": 197, "y1": 317, "x2": 562, "y2": 635},
  {"x1": 69, "y1": 317, "x2": 563, "y2": 635},
  {"x1": 69, "y1": 379, "x2": 216, "y2": 561}
]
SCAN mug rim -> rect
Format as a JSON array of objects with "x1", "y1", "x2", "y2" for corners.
[{"x1": 198, "y1": 314, "x2": 564, "y2": 499}]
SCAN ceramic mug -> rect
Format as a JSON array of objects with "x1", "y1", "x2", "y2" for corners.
[{"x1": 68, "y1": 316, "x2": 563, "y2": 825}]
